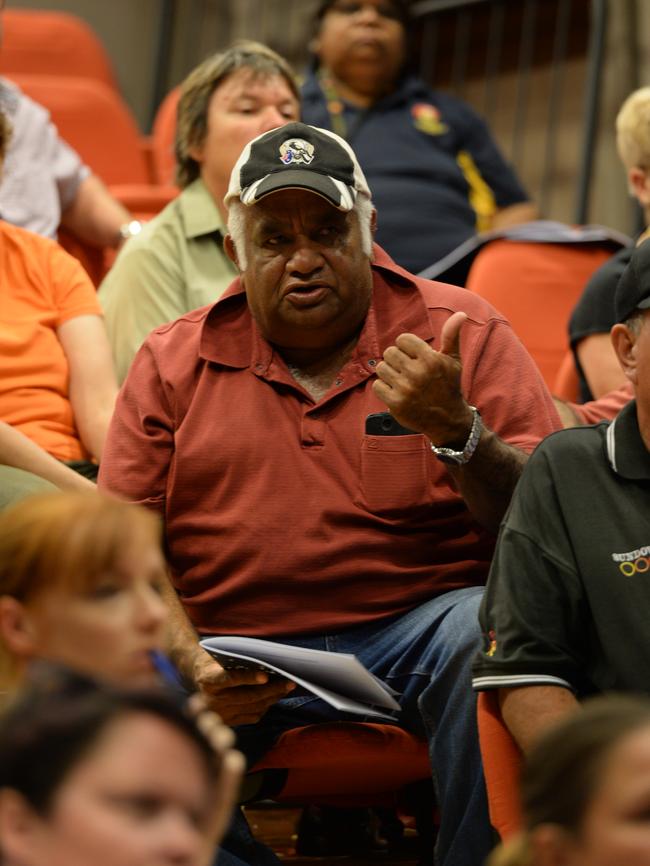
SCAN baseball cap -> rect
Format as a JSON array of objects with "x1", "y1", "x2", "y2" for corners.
[
  {"x1": 615, "y1": 239, "x2": 650, "y2": 323},
  {"x1": 224, "y1": 122, "x2": 371, "y2": 212}
]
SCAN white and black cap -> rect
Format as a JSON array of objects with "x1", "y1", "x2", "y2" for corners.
[{"x1": 224, "y1": 122, "x2": 371, "y2": 212}]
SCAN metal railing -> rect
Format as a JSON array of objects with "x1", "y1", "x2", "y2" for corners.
[
  {"x1": 150, "y1": 0, "x2": 607, "y2": 224},
  {"x1": 410, "y1": 0, "x2": 608, "y2": 223}
]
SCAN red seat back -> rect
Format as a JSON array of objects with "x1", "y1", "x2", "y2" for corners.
[
  {"x1": 477, "y1": 691, "x2": 523, "y2": 840},
  {"x1": 250, "y1": 722, "x2": 430, "y2": 807},
  {"x1": 2, "y1": 10, "x2": 118, "y2": 90},
  {"x1": 466, "y1": 239, "x2": 614, "y2": 390},
  {"x1": 9, "y1": 74, "x2": 151, "y2": 186},
  {"x1": 151, "y1": 85, "x2": 181, "y2": 186}
]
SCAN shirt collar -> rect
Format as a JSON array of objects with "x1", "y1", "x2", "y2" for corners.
[
  {"x1": 198, "y1": 243, "x2": 434, "y2": 369},
  {"x1": 605, "y1": 400, "x2": 650, "y2": 480},
  {"x1": 179, "y1": 178, "x2": 227, "y2": 240},
  {"x1": 302, "y1": 67, "x2": 434, "y2": 112}
]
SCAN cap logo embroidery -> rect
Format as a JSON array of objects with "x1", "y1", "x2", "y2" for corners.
[{"x1": 279, "y1": 138, "x2": 315, "y2": 166}]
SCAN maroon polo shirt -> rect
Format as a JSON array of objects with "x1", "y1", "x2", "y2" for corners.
[{"x1": 99, "y1": 246, "x2": 559, "y2": 636}]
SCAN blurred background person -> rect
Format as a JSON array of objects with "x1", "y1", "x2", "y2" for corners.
[
  {"x1": 0, "y1": 491, "x2": 167, "y2": 695},
  {"x1": 0, "y1": 666, "x2": 244, "y2": 866},
  {"x1": 488, "y1": 694, "x2": 650, "y2": 866},
  {"x1": 301, "y1": 0, "x2": 537, "y2": 279},
  {"x1": 99, "y1": 41, "x2": 300, "y2": 383},
  {"x1": 0, "y1": 76, "x2": 132, "y2": 247},
  {"x1": 0, "y1": 491, "x2": 263, "y2": 866},
  {"x1": 569, "y1": 86, "x2": 650, "y2": 403},
  {"x1": 0, "y1": 105, "x2": 118, "y2": 507}
]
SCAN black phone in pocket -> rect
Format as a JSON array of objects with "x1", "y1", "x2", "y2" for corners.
[{"x1": 365, "y1": 412, "x2": 417, "y2": 436}]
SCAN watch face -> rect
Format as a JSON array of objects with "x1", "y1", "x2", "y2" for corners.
[{"x1": 434, "y1": 450, "x2": 465, "y2": 466}]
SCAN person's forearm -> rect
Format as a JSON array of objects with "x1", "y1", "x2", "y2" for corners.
[
  {"x1": 561, "y1": 382, "x2": 634, "y2": 427},
  {"x1": 499, "y1": 685, "x2": 580, "y2": 753},
  {"x1": 75, "y1": 405, "x2": 115, "y2": 462},
  {"x1": 447, "y1": 426, "x2": 528, "y2": 533},
  {"x1": 60, "y1": 314, "x2": 119, "y2": 463},
  {"x1": 553, "y1": 396, "x2": 583, "y2": 428},
  {"x1": 61, "y1": 174, "x2": 130, "y2": 249},
  {"x1": 0, "y1": 422, "x2": 94, "y2": 490},
  {"x1": 490, "y1": 201, "x2": 539, "y2": 230},
  {"x1": 159, "y1": 573, "x2": 204, "y2": 684}
]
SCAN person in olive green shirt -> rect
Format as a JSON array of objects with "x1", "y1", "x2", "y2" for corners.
[{"x1": 99, "y1": 41, "x2": 300, "y2": 383}]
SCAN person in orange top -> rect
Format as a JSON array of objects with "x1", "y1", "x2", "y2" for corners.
[{"x1": 0, "y1": 109, "x2": 117, "y2": 505}]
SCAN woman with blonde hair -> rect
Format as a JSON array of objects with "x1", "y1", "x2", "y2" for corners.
[
  {"x1": 488, "y1": 694, "x2": 650, "y2": 866},
  {"x1": 0, "y1": 490, "x2": 168, "y2": 692}
]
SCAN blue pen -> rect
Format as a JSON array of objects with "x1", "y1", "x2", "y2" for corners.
[{"x1": 150, "y1": 649, "x2": 185, "y2": 691}]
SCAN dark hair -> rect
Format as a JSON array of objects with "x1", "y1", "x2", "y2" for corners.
[
  {"x1": 314, "y1": 0, "x2": 411, "y2": 26},
  {"x1": 175, "y1": 40, "x2": 299, "y2": 189},
  {"x1": 0, "y1": 665, "x2": 218, "y2": 816}
]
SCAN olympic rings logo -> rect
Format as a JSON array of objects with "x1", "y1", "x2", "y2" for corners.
[{"x1": 619, "y1": 557, "x2": 650, "y2": 576}]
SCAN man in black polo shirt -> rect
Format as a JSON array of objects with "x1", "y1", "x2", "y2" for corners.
[{"x1": 472, "y1": 238, "x2": 650, "y2": 753}]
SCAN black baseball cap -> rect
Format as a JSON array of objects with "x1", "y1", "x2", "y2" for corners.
[
  {"x1": 615, "y1": 239, "x2": 650, "y2": 323},
  {"x1": 224, "y1": 122, "x2": 371, "y2": 212}
]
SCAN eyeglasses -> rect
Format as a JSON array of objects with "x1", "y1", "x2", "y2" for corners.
[{"x1": 328, "y1": 2, "x2": 404, "y2": 22}]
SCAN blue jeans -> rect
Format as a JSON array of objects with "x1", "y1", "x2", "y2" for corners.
[{"x1": 233, "y1": 586, "x2": 492, "y2": 866}]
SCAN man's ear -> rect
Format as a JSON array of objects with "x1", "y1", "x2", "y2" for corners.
[
  {"x1": 529, "y1": 823, "x2": 578, "y2": 866},
  {"x1": 370, "y1": 207, "x2": 377, "y2": 236},
  {"x1": 0, "y1": 788, "x2": 45, "y2": 864},
  {"x1": 628, "y1": 166, "x2": 650, "y2": 207},
  {"x1": 223, "y1": 234, "x2": 240, "y2": 269},
  {"x1": 611, "y1": 322, "x2": 638, "y2": 385},
  {"x1": 0, "y1": 595, "x2": 39, "y2": 659}
]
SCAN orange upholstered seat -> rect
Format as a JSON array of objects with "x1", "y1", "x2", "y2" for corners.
[
  {"x1": 477, "y1": 691, "x2": 522, "y2": 840},
  {"x1": 250, "y1": 722, "x2": 430, "y2": 807},
  {"x1": 2, "y1": 10, "x2": 118, "y2": 90},
  {"x1": 466, "y1": 238, "x2": 616, "y2": 390},
  {"x1": 9, "y1": 74, "x2": 150, "y2": 186},
  {"x1": 151, "y1": 85, "x2": 181, "y2": 186}
]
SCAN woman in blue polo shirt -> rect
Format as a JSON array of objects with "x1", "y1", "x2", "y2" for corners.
[{"x1": 302, "y1": 0, "x2": 537, "y2": 280}]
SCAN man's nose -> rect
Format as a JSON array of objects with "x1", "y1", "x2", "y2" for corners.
[
  {"x1": 355, "y1": 3, "x2": 382, "y2": 24},
  {"x1": 287, "y1": 238, "x2": 325, "y2": 275}
]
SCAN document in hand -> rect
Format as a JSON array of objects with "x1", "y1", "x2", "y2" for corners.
[{"x1": 199, "y1": 636, "x2": 401, "y2": 721}]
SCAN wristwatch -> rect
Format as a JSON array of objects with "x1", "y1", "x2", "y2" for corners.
[
  {"x1": 118, "y1": 219, "x2": 143, "y2": 241},
  {"x1": 430, "y1": 406, "x2": 483, "y2": 466}
]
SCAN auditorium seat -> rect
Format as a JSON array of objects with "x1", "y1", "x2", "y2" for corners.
[
  {"x1": 477, "y1": 691, "x2": 523, "y2": 841},
  {"x1": 151, "y1": 84, "x2": 181, "y2": 186},
  {"x1": 8, "y1": 74, "x2": 177, "y2": 226},
  {"x1": 9, "y1": 73, "x2": 149, "y2": 185},
  {"x1": 2, "y1": 9, "x2": 118, "y2": 90},
  {"x1": 249, "y1": 722, "x2": 430, "y2": 808},
  {"x1": 466, "y1": 237, "x2": 619, "y2": 390}
]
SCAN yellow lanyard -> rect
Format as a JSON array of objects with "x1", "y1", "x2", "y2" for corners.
[{"x1": 318, "y1": 68, "x2": 366, "y2": 140}]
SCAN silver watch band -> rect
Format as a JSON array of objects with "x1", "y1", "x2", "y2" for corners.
[{"x1": 430, "y1": 406, "x2": 483, "y2": 466}]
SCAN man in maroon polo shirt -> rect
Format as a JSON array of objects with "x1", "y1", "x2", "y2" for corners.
[{"x1": 99, "y1": 122, "x2": 559, "y2": 866}]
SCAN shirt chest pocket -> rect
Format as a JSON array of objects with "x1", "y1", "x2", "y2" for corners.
[{"x1": 356, "y1": 434, "x2": 434, "y2": 515}]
